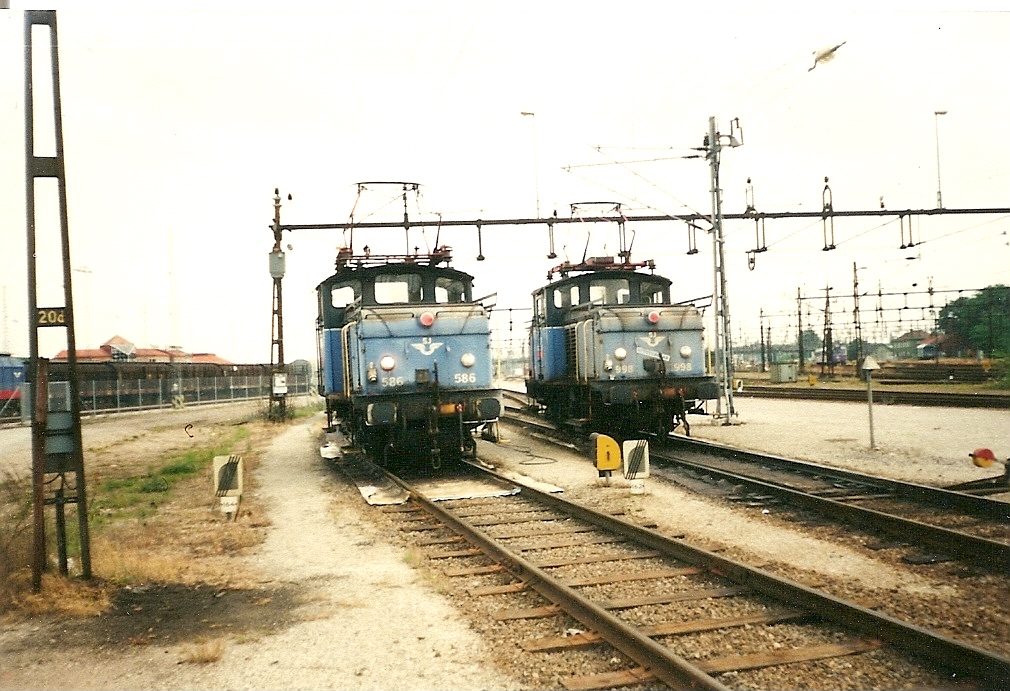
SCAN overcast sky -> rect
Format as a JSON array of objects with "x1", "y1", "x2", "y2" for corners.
[{"x1": 2, "y1": 2, "x2": 1008, "y2": 364}]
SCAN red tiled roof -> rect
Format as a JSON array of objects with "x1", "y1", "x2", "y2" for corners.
[{"x1": 52, "y1": 336, "x2": 231, "y2": 364}]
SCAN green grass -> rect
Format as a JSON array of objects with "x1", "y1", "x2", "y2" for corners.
[
  {"x1": 89, "y1": 425, "x2": 251, "y2": 527},
  {"x1": 290, "y1": 400, "x2": 325, "y2": 420},
  {"x1": 1, "y1": 422, "x2": 258, "y2": 603},
  {"x1": 161, "y1": 457, "x2": 198, "y2": 475},
  {"x1": 263, "y1": 399, "x2": 324, "y2": 422},
  {"x1": 0, "y1": 470, "x2": 33, "y2": 589}
]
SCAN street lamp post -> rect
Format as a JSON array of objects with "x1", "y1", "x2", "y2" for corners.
[
  {"x1": 520, "y1": 111, "x2": 540, "y2": 218},
  {"x1": 862, "y1": 355, "x2": 881, "y2": 449},
  {"x1": 705, "y1": 116, "x2": 743, "y2": 423},
  {"x1": 934, "y1": 110, "x2": 947, "y2": 208}
]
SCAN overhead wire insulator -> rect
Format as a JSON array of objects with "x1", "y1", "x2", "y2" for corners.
[
  {"x1": 899, "y1": 214, "x2": 916, "y2": 249},
  {"x1": 546, "y1": 210, "x2": 557, "y2": 259},
  {"x1": 686, "y1": 220, "x2": 700, "y2": 255},
  {"x1": 617, "y1": 215, "x2": 630, "y2": 262},
  {"x1": 744, "y1": 177, "x2": 756, "y2": 215},
  {"x1": 821, "y1": 176, "x2": 836, "y2": 251},
  {"x1": 749, "y1": 215, "x2": 768, "y2": 255}
]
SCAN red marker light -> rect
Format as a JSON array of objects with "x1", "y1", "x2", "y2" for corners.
[
  {"x1": 971, "y1": 447, "x2": 996, "y2": 468},
  {"x1": 419, "y1": 312, "x2": 435, "y2": 327},
  {"x1": 647, "y1": 311, "x2": 660, "y2": 324}
]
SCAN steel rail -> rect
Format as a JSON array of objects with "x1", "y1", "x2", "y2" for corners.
[
  {"x1": 667, "y1": 435, "x2": 1010, "y2": 520},
  {"x1": 655, "y1": 446, "x2": 1009, "y2": 572},
  {"x1": 736, "y1": 385, "x2": 1010, "y2": 409},
  {"x1": 459, "y1": 464, "x2": 1010, "y2": 686},
  {"x1": 396, "y1": 476, "x2": 731, "y2": 690},
  {"x1": 501, "y1": 405, "x2": 1010, "y2": 520},
  {"x1": 499, "y1": 409, "x2": 1009, "y2": 567}
]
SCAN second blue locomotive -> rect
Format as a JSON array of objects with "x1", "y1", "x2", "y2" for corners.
[
  {"x1": 316, "y1": 246, "x2": 502, "y2": 469},
  {"x1": 0, "y1": 353, "x2": 26, "y2": 418},
  {"x1": 526, "y1": 255, "x2": 718, "y2": 437}
]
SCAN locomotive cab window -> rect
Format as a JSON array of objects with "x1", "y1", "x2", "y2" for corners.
[
  {"x1": 435, "y1": 276, "x2": 466, "y2": 303},
  {"x1": 375, "y1": 273, "x2": 423, "y2": 304},
  {"x1": 641, "y1": 279, "x2": 668, "y2": 304},
  {"x1": 533, "y1": 291, "x2": 546, "y2": 325},
  {"x1": 330, "y1": 282, "x2": 360, "y2": 308},
  {"x1": 553, "y1": 284, "x2": 578, "y2": 309},
  {"x1": 589, "y1": 278, "x2": 630, "y2": 305}
]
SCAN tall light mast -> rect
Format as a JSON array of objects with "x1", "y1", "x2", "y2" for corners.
[
  {"x1": 268, "y1": 189, "x2": 289, "y2": 421},
  {"x1": 705, "y1": 116, "x2": 742, "y2": 422}
]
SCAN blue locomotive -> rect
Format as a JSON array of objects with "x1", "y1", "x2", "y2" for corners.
[
  {"x1": 0, "y1": 353, "x2": 26, "y2": 418},
  {"x1": 526, "y1": 255, "x2": 719, "y2": 437},
  {"x1": 316, "y1": 245, "x2": 502, "y2": 469}
]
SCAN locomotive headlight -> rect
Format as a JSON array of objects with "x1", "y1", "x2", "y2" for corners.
[
  {"x1": 614, "y1": 346, "x2": 628, "y2": 361},
  {"x1": 679, "y1": 345, "x2": 693, "y2": 358},
  {"x1": 647, "y1": 310, "x2": 660, "y2": 324},
  {"x1": 461, "y1": 352, "x2": 476, "y2": 368},
  {"x1": 379, "y1": 355, "x2": 396, "y2": 371},
  {"x1": 419, "y1": 311, "x2": 435, "y2": 327}
]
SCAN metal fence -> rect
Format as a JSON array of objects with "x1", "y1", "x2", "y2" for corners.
[{"x1": 8, "y1": 373, "x2": 315, "y2": 421}]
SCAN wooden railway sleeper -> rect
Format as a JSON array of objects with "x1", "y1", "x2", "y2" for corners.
[{"x1": 379, "y1": 455, "x2": 1010, "y2": 689}]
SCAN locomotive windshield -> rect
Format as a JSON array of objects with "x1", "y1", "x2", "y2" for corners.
[
  {"x1": 375, "y1": 272, "x2": 423, "y2": 304},
  {"x1": 641, "y1": 279, "x2": 668, "y2": 304},
  {"x1": 370, "y1": 270, "x2": 470, "y2": 304},
  {"x1": 589, "y1": 278, "x2": 630, "y2": 305},
  {"x1": 435, "y1": 276, "x2": 466, "y2": 303}
]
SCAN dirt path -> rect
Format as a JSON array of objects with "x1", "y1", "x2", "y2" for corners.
[
  {"x1": 0, "y1": 412, "x2": 522, "y2": 691},
  {"x1": 2, "y1": 395, "x2": 1007, "y2": 689}
]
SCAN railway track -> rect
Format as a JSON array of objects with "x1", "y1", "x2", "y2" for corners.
[
  {"x1": 342, "y1": 458, "x2": 1010, "y2": 690},
  {"x1": 501, "y1": 400, "x2": 1010, "y2": 574},
  {"x1": 500, "y1": 380, "x2": 1010, "y2": 410},
  {"x1": 734, "y1": 385, "x2": 1010, "y2": 409},
  {"x1": 656, "y1": 436, "x2": 1010, "y2": 573}
]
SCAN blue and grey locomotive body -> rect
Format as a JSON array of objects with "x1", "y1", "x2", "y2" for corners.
[
  {"x1": 317, "y1": 247, "x2": 501, "y2": 467},
  {"x1": 0, "y1": 354, "x2": 26, "y2": 418},
  {"x1": 526, "y1": 256, "x2": 718, "y2": 437}
]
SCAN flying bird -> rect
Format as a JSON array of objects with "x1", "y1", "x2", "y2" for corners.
[{"x1": 809, "y1": 41, "x2": 847, "y2": 71}]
